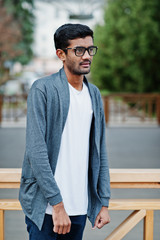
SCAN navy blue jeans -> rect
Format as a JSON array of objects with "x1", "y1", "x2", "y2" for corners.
[{"x1": 25, "y1": 214, "x2": 87, "y2": 240}]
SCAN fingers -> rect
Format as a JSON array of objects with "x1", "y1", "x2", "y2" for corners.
[
  {"x1": 97, "y1": 219, "x2": 104, "y2": 229},
  {"x1": 93, "y1": 215, "x2": 100, "y2": 229},
  {"x1": 53, "y1": 224, "x2": 59, "y2": 234},
  {"x1": 94, "y1": 218, "x2": 109, "y2": 229},
  {"x1": 62, "y1": 221, "x2": 71, "y2": 234},
  {"x1": 93, "y1": 212, "x2": 111, "y2": 229},
  {"x1": 95, "y1": 216, "x2": 104, "y2": 229},
  {"x1": 66, "y1": 221, "x2": 71, "y2": 234},
  {"x1": 52, "y1": 202, "x2": 71, "y2": 235},
  {"x1": 98, "y1": 217, "x2": 110, "y2": 229},
  {"x1": 53, "y1": 219, "x2": 71, "y2": 234}
]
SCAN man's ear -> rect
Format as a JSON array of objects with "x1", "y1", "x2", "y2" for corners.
[{"x1": 56, "y1": 49, "x2": 66, "y2": 61}]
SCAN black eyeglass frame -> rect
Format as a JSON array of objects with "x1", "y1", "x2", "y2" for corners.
[{"x1": 63, "y1": 46, "x2": 98, "y2": 57}]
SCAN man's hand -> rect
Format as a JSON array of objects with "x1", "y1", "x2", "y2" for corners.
[
  {"x1": 93, "y1": 206, "x2": 110, "y2": 229},
  {"x1": 52, "y1": 202, "x2": 71, "y2": 234}
]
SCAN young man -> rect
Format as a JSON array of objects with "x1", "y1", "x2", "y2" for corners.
[{"x1": 19, "y1": 23, "x2": 111, "y2": 240}]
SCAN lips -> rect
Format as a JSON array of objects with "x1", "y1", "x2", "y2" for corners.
[{"x1": 80, "y1": 61, "x2": 91, "y2": 67}]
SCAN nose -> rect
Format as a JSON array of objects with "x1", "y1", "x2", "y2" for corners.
[{"x1": 82, "y1": 49, "x2": 92, "y2": 59}]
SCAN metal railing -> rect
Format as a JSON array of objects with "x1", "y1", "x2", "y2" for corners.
[
  {"x1": 0, "y1": 94, "x2": 27, "y2": 124},
  {"x1": 0, "y1": 93, "x2": 160, "y2": 126},
  {"x1": 103, "y1": 94, "x2": 160, "y2": 126}
]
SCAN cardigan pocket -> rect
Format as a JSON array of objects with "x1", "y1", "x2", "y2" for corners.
[{"x1": 19, "y1": 177, "x2": 38, "y2": 213}]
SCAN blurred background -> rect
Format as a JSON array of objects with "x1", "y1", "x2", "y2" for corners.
[{"x1": 0, "y1": 0, "x2": 160, "y2": 239}]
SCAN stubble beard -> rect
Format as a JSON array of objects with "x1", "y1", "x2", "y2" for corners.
[
  {"x1": 66, "y1": 60, "x2": 91, "y2": 76},
  {"x1": 72, "y1": 68, "x2": 91, "y2": 76}
]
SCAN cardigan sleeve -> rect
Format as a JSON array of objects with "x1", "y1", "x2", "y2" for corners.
[
  {"x1": 98, "y1": 95, "x2": 111, "y2": 207},
  {"x1": 26, "y1": 86, "x2": 63, "y2": 206}
]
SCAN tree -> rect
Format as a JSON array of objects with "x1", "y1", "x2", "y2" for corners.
[
  {"x1": 0, "y1": 0, "x2": 34, "y2": 85},
  {"x1": 4, "y1": 0, "x2": 35, "y2": 65},
  {"x1": 0, "y1": 0, "x2": 22, "y2": 84},
  {"x1": 91, "y1": 0, "x2": 160, "y2": 93}
]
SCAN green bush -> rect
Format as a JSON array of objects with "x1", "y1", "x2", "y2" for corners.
[{"x1": 91, "y1": 0, "x2": 160, "y2": 93}]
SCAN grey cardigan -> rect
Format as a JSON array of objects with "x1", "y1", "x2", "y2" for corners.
[{"x1": 19, "y1": 67, "x2": 110, "y2": 230}]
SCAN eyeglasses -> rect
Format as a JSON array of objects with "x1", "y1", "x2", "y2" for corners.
[{"x1": 63, "y1": 46, "x2": 98, "y2": 57}]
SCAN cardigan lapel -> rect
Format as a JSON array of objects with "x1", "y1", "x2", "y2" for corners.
[
  {"x1": 52, "y1": 67, "x2": 70, "y2": 131},
  {"x1": 52, "y1": 68, "x2": 98, "y2": 142},
  {"x1": 84, "y1": 77, "x2": 100, "y2": 155},
  {"x1": 84, "y1": 77, "x2": 97, "y2": 121}
]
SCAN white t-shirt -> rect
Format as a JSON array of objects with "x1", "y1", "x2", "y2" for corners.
[{"x1": 46, "y1": 82, "x2": 93, "y2": 215}]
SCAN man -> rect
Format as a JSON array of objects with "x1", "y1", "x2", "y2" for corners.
[{"x1": 19, "y1": 23, "x2": 111, "y2": 240}]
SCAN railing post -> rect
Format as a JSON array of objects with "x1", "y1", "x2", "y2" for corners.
[
  {"x1": 0, "y1": 95, "x2": 3, "y2": 126},
  {"x1": 156, "y1": 96, "x2": 160, "y2": 126},
  {"x1": 0, "y1": 210, "x2": 4, "y2": 240},
  {"x1": 104, "y1": 96, "x2": 109, "y2": 125},
  {"x1": 105, "y1": 210, "x2": 146, "y2": 240},
  {"x1": 143, "y1": 210, "x2": 154, "y2": 240}
]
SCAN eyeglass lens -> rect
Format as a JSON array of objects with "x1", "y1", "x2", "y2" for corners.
[{"x1": 75, "y1": 47, "x2": 97, "y2": 56}]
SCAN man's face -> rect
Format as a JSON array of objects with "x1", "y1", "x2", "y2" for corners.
[{"x1": 63, "y1": 36, "x2": 94, "y2": 76}]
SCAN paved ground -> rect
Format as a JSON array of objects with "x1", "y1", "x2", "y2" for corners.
[{"x1": 0, "y1": 127, "x2": 160, "y2": 240}]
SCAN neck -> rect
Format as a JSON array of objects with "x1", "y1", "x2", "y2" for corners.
[{"x1": 64, "y1": 66, "x2": 84, "y2": 91}]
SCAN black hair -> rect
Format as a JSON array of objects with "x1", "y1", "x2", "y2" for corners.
[{"x1": 54, "y1": 23, "x2": 93, "y2": 50}]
